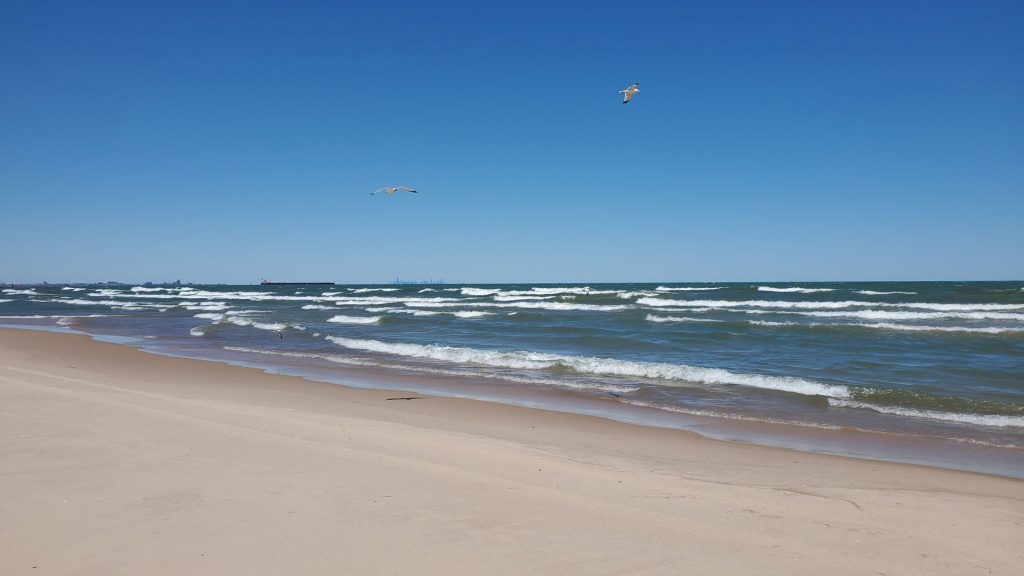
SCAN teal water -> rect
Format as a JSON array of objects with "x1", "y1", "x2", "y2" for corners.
[{"x1": 3, "y1": 281, "x2": 1022, "y2": 473}]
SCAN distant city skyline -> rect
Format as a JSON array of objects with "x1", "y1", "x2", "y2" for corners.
[{"x1": 2, "y1": 1, "x2": 1021, "y2": 283}]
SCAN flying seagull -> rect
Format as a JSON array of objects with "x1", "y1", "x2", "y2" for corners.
[
  {"x1": 372, "y1": 186, "x2": 418, "y2": 195},
  {"x1": 620, "y1": 83, "x2": 640, "y2": 104}
]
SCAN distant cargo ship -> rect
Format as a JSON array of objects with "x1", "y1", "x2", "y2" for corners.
[{"x1": 260, "y1": 279, "x2": 335, "y2": 286}]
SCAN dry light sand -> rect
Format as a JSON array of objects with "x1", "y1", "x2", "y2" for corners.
[{"x1": 0, "y1": 329, "x2": 1021, "y2": 575}]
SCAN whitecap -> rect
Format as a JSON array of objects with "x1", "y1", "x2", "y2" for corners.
[
  {"x1": 460, "y1": 287, "x2": 501, "y2": 296},
  {"x1": 327, "y1": 315, "x2": 382, "y2": 324},
  {"x1": 645, "y1": 314, "x2": 724, "y2": 323},
  {"x1": 749, "y1": 320, "x2": 798, "y2": 326},
  {"x1": 853, "y1": 290, "x2": 918, "y2": 296},
  {"x1": 324, "y1": 336, "x2": 850, "y2": 398},
  {"x1": 636, "y1": 297, "x2": 1024, "y2": 312},
  {"x1": 757, "y1": 286, "x2": 835, "y2": 293},
  {"x1": 846, "y1": 323, "x2": 1022, "y2": 334},
  {"x1": 829, "y1": 399, "x2": 1024, "y2": 427},
  {"x1": 797, "y1": 310, "x2": 1024, "y2": 321},
  {"x1": 453, "y1": 311, "x2": 493, "y2": 318},
  {"x1": 407, "y1": 300, "x2": 631, "y2": 312},
  {"x1": 222, "y1": 317, "x2": 290, "y2": 331},
  {"x1": 655, "y1": 286, "x2": 723, "y2": 292}
]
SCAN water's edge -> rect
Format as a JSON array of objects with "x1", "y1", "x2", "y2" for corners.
[{"x1": 4, "y1": 322, "x2": 1021, "y2": 480}]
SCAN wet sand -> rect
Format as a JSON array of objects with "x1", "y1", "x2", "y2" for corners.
[{"x1": 1, "y1": 329, "x2": 1021, "y2": 575}]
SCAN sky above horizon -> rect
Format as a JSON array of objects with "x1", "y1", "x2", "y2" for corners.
[{"x1": 1, "y1": 0, "x2": 1022, "y2": 284}]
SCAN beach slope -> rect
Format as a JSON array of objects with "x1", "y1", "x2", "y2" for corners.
[{"x1": 1, "y1": 329, "x2": 1021, "y2": 575}]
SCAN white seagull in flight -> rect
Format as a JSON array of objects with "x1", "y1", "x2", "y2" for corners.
[
  {"x1": 620, "y1": 83, "x2": 640, "y2": 104},
  {"x1": 372, "y1": 186, "x2": 418, "y2": 195}
]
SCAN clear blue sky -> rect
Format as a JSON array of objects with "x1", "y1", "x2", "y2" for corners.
[{"x1": 2, "y1": 0, "x2": 1021, "y2": 284}]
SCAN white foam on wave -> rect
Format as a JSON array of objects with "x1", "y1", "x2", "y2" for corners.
[
  {"x1": 617, "y1": 291, "x2": 659, "y2": 299},
  {"x1": 637, "y1": 297, "x2": 1024, "y2": 312},
  {"x1": 77, "y1": 287, "x2": 472, "y2": 308},
  {"x1": 52, "y1": 314, "x2": 109, "y2": 326},
  {"x1": 757, "y1": 286, "x2": 834, "y2": 293},
  {"x1": 749, "y1": 320, "x2": 798, "y2": 326},
  {"x1": 58, "y1": 298, "x2": 164, "y2": 310},
  {"x1": 223, "y1": 346, "x2": 636, "y2": 394},
  {"x1": 798, "y1": 309, "x2": 1024, "y2": 321},
  {"x1": 2, "y1": 289, "x2": 39, "y2": 295},
  {"x1": 656, "y1": 286, "x2": 723, "y2": 292},
  {"x1": 0, "y1": 299, "x2": 11, "y2": 304},
  {"x1": 460, "y1": 287, "x2": 501, "y2": 296},
  {"x1": 181, "y1": 302, "x2": 230, "y2": 311},
  {"x1": 367, "y1": 307, "x2": 488, "y2": 318},
  {"x1": 453, "y1": 311, "x2": 493, "y2": 318},
  {"x1": 461, "y1": 286, "x2": 620, "y2": 298},
  {"x1": 221, "y1": 316, "x2": 292, "y2": 331},
  {"x1": 854, "y1": 290, "x2": 918, "y2": 296},
  {"x1": 0, "y1": 314, "x2": 109, "y2": 320},
  {"x1": 327, "y1": 315, "x2": 382, "y2": 324},
  {"x1": 407, "y1": 300, "x2": 631, "y2": 312},
  {"x1": 324, "y1": 336, "x2": 850, "y2": 398},
  {"x1": 492, "y1": 294, "x2": 557, "y2": 302},
  {"x1": 848, "y1": 323, "x2": 1022, "y2": 334},
  {"x1": 373, "y1": 308, "x2": 440, "y2": 316},
  {"x1": 301, "y1": 304, "x2": 337, "y2": 310},
  {"x1": 646, "y1": 314, "x2": 724, "y2": 324},
  {"x1": 130, "y1": 286, "x2": 173, "y2": 292},
  {"x1": 829, "y1": 399, "x2": 1024, "y2": 427},
  {"x1": 87, "y1": 289, "x2": 128, "y2": 297},
  {"x1": 349, "y1": 288, "x2": 399, "y2": 293},
  {"x1": 190, "y1": 327, "x2": 206, "y2": 336},
  {"x1": 194, "y1": 312, "x2": 225, "y2": 321},
  {"x1": 61, "y1": 287, "x2": 86, "y2": 292}
]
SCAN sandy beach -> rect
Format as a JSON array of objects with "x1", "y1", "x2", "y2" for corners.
[{"x1": 0, "y1": 328, "x2": 1021, "y2": 575}]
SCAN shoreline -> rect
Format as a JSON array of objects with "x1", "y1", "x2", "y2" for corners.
[
  {"x1": 1, "y1": 328, "x2": 1023, "y2": 574},
  {"x1": 4, "y1": 320, "x2": 1022, "y2": 479}
]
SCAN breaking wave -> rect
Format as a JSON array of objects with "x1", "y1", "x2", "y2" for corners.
[
  {"x1": 848, "y1": 323, "x2": 1023, "y2": 334},
  {"x1": 656, "y1": 286, "x2": 723, "y2": 292},
  {"x1": 854, "y1": 290, "x2": 918, "y2": 296},
  {"x1": 829, "y1": 399, "x2": 1024, "y2": 427},
  {"x1": 749, "y1": 320, "x2": 798, "y2": 326},
  {"x1": 327, "y1": 315, "x2": 382, "y2": 324},
  {"x1": 757, "y1": 286, "x2": 834, "y2": 293},
  {"x1": 637, "y1": 297, "x2": 1024, "y2": 312},
  {"x1": 222, "y1": 317, "x2": 292, "y2": 331},
  {"x1": 646, "y1": 314, "x2": 724, "y2": 323},
  {"x1": 324, "y1": 336, "x2": 850, "y2": 398}
]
